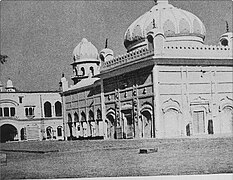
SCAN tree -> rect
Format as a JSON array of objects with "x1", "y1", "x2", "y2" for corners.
[{"x1": 0, "y1": 55, "x2": 8, "y2": 64}]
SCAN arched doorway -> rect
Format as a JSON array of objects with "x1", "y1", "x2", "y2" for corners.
[
  {"x1": 0, "y1": 124, "x2": 18, "y2": 143},
  {"x1": 106, "y1": 113, "x2": 115, "y2": 139},
  {"x1": 88, "y1": 110, "x2": 94, "y2": 137},
  {"x1": 68, "y1": 113, "x2": 73, "y2": 138},
  {"x1": 220, "y1": 106, "x2": 233, "y2": 134},
  {"x1": 81, "y1": 112, "x2": 87, "y2": 137},
  {"x1": 164, "y1": 108, "x2": 180, "y2": 137},
  {"x1": 46, "y1": 126, "x2": 53, "y2": 139},
  {"x1": 141, "y1": 110, "x2": 152, "y2": 138},
  {"x1": 74, "y1": 112, "x2": 79, "y2": 137},
  {"x1": 122, "y1": 109, "x2": 133, "y2": 139},
  {"x1": 20, "y1": 128, "x2": 26, "y2": 140}
]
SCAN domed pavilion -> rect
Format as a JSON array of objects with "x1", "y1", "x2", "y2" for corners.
[{"x1": 61, "y1": 0, "x2": 233, "y2": 140}]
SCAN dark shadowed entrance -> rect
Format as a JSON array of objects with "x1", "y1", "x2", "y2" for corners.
[
  {"x1": 122, "y1": 109, "x2": 133, "y2": 139},
  {"x1": 0, "y1": 124, "x2": 18, "y2": 143}
]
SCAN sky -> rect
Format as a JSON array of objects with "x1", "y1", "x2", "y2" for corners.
[{"x1": 0, "y1": 0, "x2": 232, "y2": 91}]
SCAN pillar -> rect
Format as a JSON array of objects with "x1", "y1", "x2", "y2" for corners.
[
  {"x1": 100, "y1": 79, "x2": 106, "y2": 138},
  {"x1": 152, "y1": 64, "x2": 160, "y2": 138}
]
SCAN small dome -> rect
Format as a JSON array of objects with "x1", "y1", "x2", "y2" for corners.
[
  {"x1": 73, "y1": 38, "x2": 99, "y2": 63},
  {"x1": 124, "y1": 0, "x2": 206, "y2": 52},
  {"x1": 219, "y1": 32, "x2": 233, "y2": 47},
  {"x1": 6, "y1": 79, "x2": 13, "y2": 88},
  {"x1": 99, "y1": 48, "x2": 114, "y2": 62}
]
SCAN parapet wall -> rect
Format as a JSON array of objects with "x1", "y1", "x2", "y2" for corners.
[
  {"x1": 163, "y1": 43, "x2": 232, "y2": 59},
  {"x1": 100, "y1": 42, "x2": 232, "y2": 72}
]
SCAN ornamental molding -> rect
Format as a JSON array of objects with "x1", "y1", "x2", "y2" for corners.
[
  {"x1": 190, "y1": 96, "x2": 209, "y2": 106},
  {"x1": 162, "y1": 98, "x2": 181, "y2": 113},
  {"x1": 0, "y1": 99, "x2": 19, "y2": 106},
  {"x1": 140, "y1": 102, "x2": 153, "y2": 114},
  {"x1": 106, "y1": 108, "x2": 115, "y2": 116},
  {"x1": 219, "y1": 96, "x2": 233, "y2": 111}
]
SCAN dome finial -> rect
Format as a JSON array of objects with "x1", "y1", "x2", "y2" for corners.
[
  {"x1": 105, "y1": 38, "x2": 108, "y2": 48},
  {"x1": 226, "y1": 21, "x2": 229, "y2": 32},
  {"x1": 153, "y1": 19, "x2": 156, "y2": 29},
  {"x1": 154, "y1": 0, "x2": 168, "y2": 4}
]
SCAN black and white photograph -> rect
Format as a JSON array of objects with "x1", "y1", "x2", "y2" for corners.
[{"x1": 0, "y1": 0, "x2": 232, "y2": 179}]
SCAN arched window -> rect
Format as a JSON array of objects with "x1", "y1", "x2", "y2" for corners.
[
  {"x1": 75, "y1": 67, "x2": 78, "y2": 76},
  {"x1": 10, "y1": 107, "x2": 15, "y2": 117},
  {"x1": 46, "y1": 126, "x2": 52, "y2": 139},
  {"x1": 97, "y1": 109, "x2": 102, "y2": 120},
  {"x1": 81, "y1": 111, "x2": 86, "y2": 121},
  {"x1": 220, "y1": 39, "x2": 228, "y2": 46},
  {"x1": 25, "y1": 108, "x2": 28, "y2": 116},
  {"x1": 55, "y1": 101, "x2": 62, "y2": 117},
  {"x1": 90, "y1": 67, "x2": 94, "y2": 76},
  {"x1": 25, "y1": 107, "x2": 34, "y2": 116},
  {"x1": 89, "y1": 110, "x2": 94, "y2": 121},
  {"x1": 74, "y1": 112, "x2": 79, "y2": 127},
  {"x1": 0, "y1": 108, "x2": 2, "y2": 117},
  {"x1": 81, "y1": 67, "x2": 85, "y2": 76},
  {"x1": 147, "y1": 35, "x2": 154, "y2": 51},
  {"x1": 74, "y1": 112, "x2": 79, "y2": 122},
  {"x1": 3, "y1": 107, "x2": 9, "y2": 117},
  {"x1": 57, "y1": 126, "x2": 62, "y2": 137},
  {"x1": 44, "y1": 101, "x2": 52, "y2": 117},
  {"x1": 29, "y1": 107, "x2": 33, "y2": 115}
]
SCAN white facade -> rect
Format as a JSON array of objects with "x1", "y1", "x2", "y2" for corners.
[{"x1": 0, "y1": 81, "x2": 63, "y2": 142}]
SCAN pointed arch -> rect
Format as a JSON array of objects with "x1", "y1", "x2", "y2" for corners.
[
  {"x1": 46, "y1": 126, "x2": 53, "y2": 139},
  {"x1": 74, "y1": 112, "x2": 79, "y2": 122},
  {"x1": 97, "y1": 108, "x2": 102, "y2": 120},
  {"x1": 44, "y1": 101, "x2": 52, "y2": 117},
  {"x1": 162, "y1": 98, "x2": 181, "y2": 114},
  {"x1": 88, "y1": 110, "x2": 94, "y2": 121},
  {"x1": 90, "y1": 67, "x2": 94, "y2": 76},
  {"x1": 55, "y1": 101, "x2": 62, "y2": 117},
  {"x1": 140, "y1": 102, "x2": 153, "y2": 138},
  {"x1": 57, "y1": 126, "x2": 62, "y2": 137},
  {"x1": 81, "y1": 111, "x2": 86, "y2": 122},
  {"x1": 81, "y1": 67, "x2": 85, "y2": 76},
  {"x1": 67, "y1": 113, "x2": 73, "y2": 137},
  {"x1": 106, "y1": 108, "x2": 115, "y2": 139}
]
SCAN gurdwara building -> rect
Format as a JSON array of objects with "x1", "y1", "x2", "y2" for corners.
[
  {"x1": 0, "y1": 79, "x2": 63, "y2": 142},
  {"x1": 60, "y1": 0, "x2": 233, "y2": 140}
]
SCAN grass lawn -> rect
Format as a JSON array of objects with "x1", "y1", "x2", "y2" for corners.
[{"x1": 0, "y1": 136, "x2": 233, "y2": 179}]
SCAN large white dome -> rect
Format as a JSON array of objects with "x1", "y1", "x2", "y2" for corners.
[
  {"x1": 73, "y1": 38, "x2": 99, "y2": 63},
  {"x1": 124, "y1": 0, "x2": 206, "y2": 52}
]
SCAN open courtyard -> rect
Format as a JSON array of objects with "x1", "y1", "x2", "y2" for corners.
[{"x1": 0, "y1": 136, "x2": 233, "y2": 179}]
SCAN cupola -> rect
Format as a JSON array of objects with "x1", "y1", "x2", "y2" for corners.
[
  {"x1": 73, "y1": 38, "x2": 99, "y2": 63},
  {"x1": 5, "y1": 79, "x2": 16, "y2": 92},
  {"x1": 71, "y1": 38, "x2": 100, "y2": 85},
  {"x1": 219, "y1": 32, "x2": 233, "y2": 47}
]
